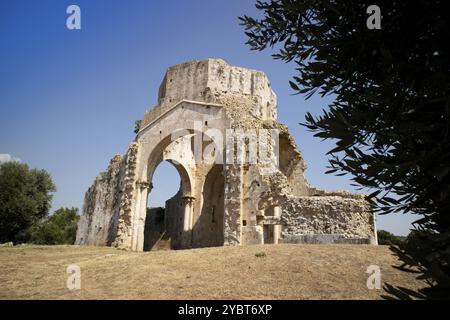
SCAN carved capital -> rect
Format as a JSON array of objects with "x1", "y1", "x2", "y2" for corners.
[
  {"x1": 136, "y1": 180, "x2": 153, "y2": 191},
  {"x1": 260, "y1": 216, "x2": 281, "y2": 225},
  {"x1": 181, "y1": 195, "x2": 196, "y2": 205}
]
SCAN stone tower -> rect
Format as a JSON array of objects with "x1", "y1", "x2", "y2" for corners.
[{"x1": 75, "y1": 59, "x2": 377, "y2": 251}]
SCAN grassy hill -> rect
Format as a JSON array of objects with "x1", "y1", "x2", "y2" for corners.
[{"x1": 0, "y1": 244, "x2": 427, "y2": 299}]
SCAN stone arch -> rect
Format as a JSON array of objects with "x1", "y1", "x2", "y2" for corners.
[
  {"x1": 143, "y1": 160, "x2": 190, "y2": 251},
  {"x1": 133, "y1": 125, "x2": 221, "y2": 251},
  {"x1": 132, "y1": 132, "x2": 196, "y2": 251},
  {"x1": 145, "y1": 133, "x2": 194, "y2": 197}
]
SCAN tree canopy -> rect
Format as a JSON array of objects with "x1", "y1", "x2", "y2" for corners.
[
  {"x1": 30, "y1": 207, "x2": 80, "y2": 245},
  {"x1": 240, "y1": 0, "x2": 450, "y2": 293},
  {"x1": 377, "y1": 230, "x2": 404, "y2": 246},
  {"x1": 0, "y1": 161, "x2": 56, "y2": 243}
]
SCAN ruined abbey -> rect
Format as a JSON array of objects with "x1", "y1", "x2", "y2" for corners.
[{"x1": 75, "y1": 59, "x2": 377, "y2": 251}]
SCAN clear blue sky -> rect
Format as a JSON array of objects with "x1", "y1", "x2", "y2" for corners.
[{"x1": 0, "y1": 0, "x2": 416, "y2": 235}]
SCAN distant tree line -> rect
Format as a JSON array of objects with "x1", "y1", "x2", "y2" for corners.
[
  {"x1": 377, "y1": 230, "x2": 405, "y2": 246},
  {"x1": 0, "y1": 161, "x2": 79, "y2": 245}
]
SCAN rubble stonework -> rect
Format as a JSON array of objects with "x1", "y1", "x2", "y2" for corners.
[
  {"x1": 281, "y1": 195, "x2": 376, "y2": 243},
  {"x1": 75, "y1": 154, "x2": 123, "y2": 246},
  {"x1": 75, "y1": 59, "x2": 377, "y2": 251}
]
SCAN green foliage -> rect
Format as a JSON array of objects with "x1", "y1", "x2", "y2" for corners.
[
  {"x1": 0, "y1": 161, "x2": 56, "y2": 243},
  {"x1": 377, "y1": 229, "x2": 404, "y2": 246},
  {"x1": 30, "y1": 207, "x2": 80, "y2": 245},
  {"x1": 241, "y1": 0, "x2": 450, "y2": 292},
  {"x1": 134, "y1": 120, "x2": 142, "y2": 134}
]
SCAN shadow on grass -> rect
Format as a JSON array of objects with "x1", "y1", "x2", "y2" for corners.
[{"x1": 381, "y1": 245, "x2": 449, "y2": 300}]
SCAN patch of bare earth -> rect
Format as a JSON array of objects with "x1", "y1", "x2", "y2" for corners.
[{"x1": 0, "y1": 244, "x2": 427, "y2": 299}]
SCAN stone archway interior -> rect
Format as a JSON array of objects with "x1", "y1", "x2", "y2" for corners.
[
  {"x1": 192, "y1": 164, "x2": 225, "y2": 248},
  {"x1": 143, "y1": 160, "x2": 181, "y2": 251}
]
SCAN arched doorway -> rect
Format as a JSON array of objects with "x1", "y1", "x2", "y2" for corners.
[
  {"x1": 133, "y1": 127, "x2": 225, "y2": 251},
  {"x1": 134, "y1": 131, "x2": 195, "y2": 251},
  {"x1": 142, "y1": 156, "x2": 193, "y2": 251},
  {"x1": 143, "y1": 161, "x2": 181, "y2": 251}
]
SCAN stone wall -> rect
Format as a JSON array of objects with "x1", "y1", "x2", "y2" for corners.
[
  {"x1": 223, "y1": 164, "x2": 243, "y2": 246},
  {"x1": 75, "y1": 155, "x2": 124, "y2": 246},
  {"x1": 142, "y1": 59, "x2": 277, "y2": 128},
  {"x1": 75, "y1": 142, "x2": 139, "y2": 247},
  {"x1": 111, "y1": 142, "x2": 139, "y2": 249},
  {"x1": 280, "y1": 195, "x2": 376, "y2": 244},
  {"x1": 143, "y1": 207, "x2": 171, "y2": 251}
]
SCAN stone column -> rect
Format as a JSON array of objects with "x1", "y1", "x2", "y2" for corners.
[
  {"x1": 273, "y1": 206, "x2": 281, "y2": 244},
  {"x1": 181, "y1": 196, "x2": 195, "y2": 248},
  {"x1": 134, "y1": 180, "x2": 152, "y2": 251},
  {"x1": 370, "y1": 211, "x2": 378, "y2": 245}
]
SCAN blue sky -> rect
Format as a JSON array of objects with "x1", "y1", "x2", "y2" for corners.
[{"x1": 0, "y1": 0, "x2": 416, "y2": 235}]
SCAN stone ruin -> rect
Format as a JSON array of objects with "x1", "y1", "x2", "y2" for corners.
[{"x1": 75, "y1": 59, "x2": 377, "y2": 251}]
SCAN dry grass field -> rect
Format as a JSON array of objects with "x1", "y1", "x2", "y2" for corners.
[{"x1": 0, "y1": 244, "x2": 427, "y2": 300}]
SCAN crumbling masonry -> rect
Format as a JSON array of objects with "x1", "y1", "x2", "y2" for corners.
[{"x1": 75, "y1": 59, "x2": 377, "y2": 251}]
